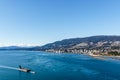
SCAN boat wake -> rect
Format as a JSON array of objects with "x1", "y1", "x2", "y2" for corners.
[
  {"x1": 30, "y1": 71, "x2": 35, "y2": 74},
  {"x1": 0, "y1": 65, "x2": 19, "y2": 70}
]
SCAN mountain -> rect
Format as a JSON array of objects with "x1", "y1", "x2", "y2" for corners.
[
  {"x1": 0, "y1": 46, "x2": 31, "y2": 50},
  {"x1": 35, "y1": 35, "x2": 120, "y2": 55},
  {"x1": 39, "y1": 35, "x2": 120, "y2": 50},
  {"x1": 0, "y1": 35, "x2": 120, "y2": 55}
]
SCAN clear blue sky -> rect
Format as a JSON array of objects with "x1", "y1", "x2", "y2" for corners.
[{"x1": 0, "y1": 0, "x2": 120, "y2": 46}]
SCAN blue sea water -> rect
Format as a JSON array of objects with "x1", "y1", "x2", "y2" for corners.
[{"x1": 0, "y1": 51, "x2": 120, "y2": 80}]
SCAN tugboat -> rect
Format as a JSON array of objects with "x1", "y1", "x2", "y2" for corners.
[{"x1": 19, "y1": 65, "x2": 31, "y2": 72}]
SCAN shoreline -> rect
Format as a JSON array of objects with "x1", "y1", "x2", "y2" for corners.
[
  {"x1": 88, "y1": 53, "x2": 120, "y2": 60},
  {"x1": 105, "y1": 56, "x2": 120, "y2": 60}
]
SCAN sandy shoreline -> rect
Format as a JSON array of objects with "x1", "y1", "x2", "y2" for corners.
[
  {"x1": 88, "y1": 53, "x2": 120, "y2": 60},
  {"x1": 104, "y1": 56, "x2": 120, "y2": 60}
]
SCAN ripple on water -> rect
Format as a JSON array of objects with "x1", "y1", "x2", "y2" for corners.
[{"x1": 80, "y1": 67, "x2": 99, "y2": 75}]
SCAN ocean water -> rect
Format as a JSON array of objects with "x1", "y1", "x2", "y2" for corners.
[{"x1": 0, "y1": 51, "x2": 120, "y2": 80}]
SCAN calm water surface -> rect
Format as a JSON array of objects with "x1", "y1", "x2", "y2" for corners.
[{"x1": 0, "y1": 51, "x2": 120, "y2": 80}]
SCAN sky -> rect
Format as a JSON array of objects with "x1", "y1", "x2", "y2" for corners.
[{"x1": 0, "y1": 0, "x2": 120, "y2": 46}]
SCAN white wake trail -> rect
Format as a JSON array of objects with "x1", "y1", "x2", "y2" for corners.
[{"x1": 0, "y1": 65, "x2": 19, "y2": 70}]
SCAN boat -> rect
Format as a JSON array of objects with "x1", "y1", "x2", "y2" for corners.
[{"x1": 19, "y1": 65, "x2": 31, "y2": 72}]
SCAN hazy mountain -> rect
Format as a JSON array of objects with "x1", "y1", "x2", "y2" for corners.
[
  {"x1": 0, "y1": 36, "x2": 120, "y2": 52},
  {"x1": 39, "y1": 35, "x2": 120, "y2": 50},
  {"x1": 0, "y1": 46, "x2": 31, "y2": 50}
]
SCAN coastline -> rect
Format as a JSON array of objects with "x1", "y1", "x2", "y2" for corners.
[
  {"x1": 88, "y1": 53, "x2": 120, "y2": 60},
  {"x1": 105, "y1": 56, "x2": 120, "y2": 60}
]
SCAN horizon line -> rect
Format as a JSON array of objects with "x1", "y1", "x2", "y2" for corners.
[{"x1": 0, "y1": 35, "x2": 120, "y2": 47}]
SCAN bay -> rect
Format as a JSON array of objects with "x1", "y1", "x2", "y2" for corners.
[{"x1": 0, "y1": 51, "x2": 120, "y2": 80}]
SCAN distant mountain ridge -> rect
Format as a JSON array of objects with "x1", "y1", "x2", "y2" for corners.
[
  {"x1": 0, "y1": 36, "x2": 120, "y2": 53},
  {"x1": 0, "y1": 46, "x2": 31, "y2": 50},
  {"x1": 39, "y1": 35, "x2": 120, "y2": 50}
]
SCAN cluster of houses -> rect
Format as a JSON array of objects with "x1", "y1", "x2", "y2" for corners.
[
  {"x1": 45, "y1": 48, "x2": 120, "y2": 56},
  {"x1": 45, "y1": 41, "x2": 120, "y2": 56}
]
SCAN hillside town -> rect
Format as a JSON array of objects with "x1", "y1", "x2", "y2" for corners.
[{"x1": 45, "y1": 41, "x2": 120, "y2": 56}]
